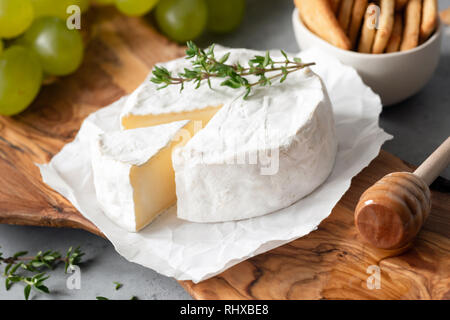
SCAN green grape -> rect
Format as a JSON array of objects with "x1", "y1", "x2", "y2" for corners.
[
  {"x1": 155, "y1": 0, "x2": 207, "y2": 43},
  {"x1": 0, "y1": 46, "x2": 43, "y2": 116},
  {"x1": 206, "y1": 0, "x2": 245, "y2": 34},
  {"x1": 0, "y1": 0, "x2": 34, "y2": 38},
  {"x1": 116, "y1": 0, "x2": 159, "y2": 16},
  {"x1": 31, "y1": 0, "x2": 89, "y2": 19},
  {"x1": 18, "y1": 17, "x2": 84, "y2": 76}
]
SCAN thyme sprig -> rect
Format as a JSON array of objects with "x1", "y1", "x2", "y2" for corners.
[
  {"x1": 0, "y1": 246, "x2": 84, "y2": 300},
  {"x1": 151, "y1": 41, "x2": 315, "y2": 99}
]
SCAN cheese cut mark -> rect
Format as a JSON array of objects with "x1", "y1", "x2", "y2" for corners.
[
  {"x1": 121, "y1": 105, "x2": 222, "y2": 130},
  {"x1": 95, "y1": 105, "x2": 223, "y2": 231},
  {"x1": 129, "y1": 120, "x2": 199, "y2": 231}
]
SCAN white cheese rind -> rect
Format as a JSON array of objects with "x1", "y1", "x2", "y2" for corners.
[
  {"x1": 173, "y1": 70, "x2": 337, "y2": 223},
  {"x1": 97, "y1": 121, "x2": 189, "y2": 166},
  {"x1": 91, "y1": 121, "x2": 188, "y2": 232}
]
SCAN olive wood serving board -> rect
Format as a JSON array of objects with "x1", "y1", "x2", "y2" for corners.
[{"x1": 0, "y1": 7, "x2": 448, "y2": 300}]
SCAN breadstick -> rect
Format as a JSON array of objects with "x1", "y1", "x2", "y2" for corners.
[
  {"x1": 295, "y1": 0, "x2": 351, "y2": 50},
  {"x1": 420, "y1": 0, "x2": 438, "y2": 42},
  {"x1": 358, "y1": 3, "x2": 378, "y2": 53},
  {"x1": 440, "y1": 7, "x2": 450, "y2": 26},
  {"x1": 372, "y1": 0, "x2": 395, "y2": 53},
  {"x1": 400, "y1": 0, "x2": 422, "y2": 51},
  {"x1": 338, "y1": 0, "x2": 355, "y2": 32},
  {"x1": 395, "y1": 0, "x2": 409, "y2": 11},
  {"x1": 386, "y1": 13, "x2": 404, "y2": 52},
  {"x1": 349, "y1": 0, "x2": 369, "y2": 48},
  {"x1": 330, "y1": 0, "x2": 342, "y2": 14}
]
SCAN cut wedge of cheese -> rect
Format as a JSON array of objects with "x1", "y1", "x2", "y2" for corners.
[
  {"x1": 91, "y1": 121, "x2": 197, "y2": 232},
  {"x1": 122, "y1": 105, "x2": 221, "y2": 130}
]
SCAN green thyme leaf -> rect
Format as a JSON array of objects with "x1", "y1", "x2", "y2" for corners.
[
  {"x1": 219, "y1": 52, "x2": 230, "y2": 64},
  {"x1": 35, "y1": 285, "x2": 49, "y2": 294},
  {"x1": 13, "y1": 251, "x2": 28, "y2": 258},
  {"x1": 4, "y1": 263, "x2": 12, "y2": 275},
  {"x1": 24, "y1": 285, "x2": 31, "y2": 300},
  {"x1": 5, "y1": 278, "x2": 11, "y2": 290},
  {"x1": 113, "y1": 281, "x2": 123, "y2": 290}
]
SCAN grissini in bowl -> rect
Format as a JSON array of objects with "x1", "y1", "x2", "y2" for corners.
[{"x1": 292, "y1": 5, "x2": 442, "y2": 106}]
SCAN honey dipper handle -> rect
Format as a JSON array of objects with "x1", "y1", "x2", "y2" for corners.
[{"x1": 414, "y1": 136, "x2": 450, "y2": 186}]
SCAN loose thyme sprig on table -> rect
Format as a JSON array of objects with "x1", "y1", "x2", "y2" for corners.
[
  {"x1": 0, "y1": 246, "x2": 84, "y2": 300},
  {"x1": 151, "y1": 41, "x2": 315, "y2": 99}
]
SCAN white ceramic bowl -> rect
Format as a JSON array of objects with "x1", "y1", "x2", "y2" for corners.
[{"x1": 292, "y1": 9, "x2": 442, "y2": 106}]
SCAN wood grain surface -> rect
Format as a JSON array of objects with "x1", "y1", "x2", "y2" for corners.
[
  {"x1": 0, "y1": 7, "x2": 184, "y2": 237},
  {"x1": 0, "y1": 7, "x2": 448, "y2": 300},
  {"x1": 180, "y1": 152, "x2": 450, "y2": 299}
]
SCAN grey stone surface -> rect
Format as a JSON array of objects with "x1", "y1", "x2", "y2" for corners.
[{"x1": 0, "y1": 0, "x2": 448, "y2": 300}]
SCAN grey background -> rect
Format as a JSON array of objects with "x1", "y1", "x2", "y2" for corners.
[{"x1": 0, "y1": 0, "x2": 448, "y2": 300}]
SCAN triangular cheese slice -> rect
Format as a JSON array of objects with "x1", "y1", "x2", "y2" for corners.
[{"x1": 92, "y1": 121, "x2": 196, "y2": 232}]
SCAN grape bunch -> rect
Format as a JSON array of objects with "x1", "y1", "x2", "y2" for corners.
[
  {"x1": 0, "y1": 0, "x2": 88, "y2": 115},
  {"x1": 0, "y1": 0, "x2": 245, "y2": 116}
]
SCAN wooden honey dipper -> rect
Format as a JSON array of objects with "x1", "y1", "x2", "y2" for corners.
[{"x1": 355, "y1": 136, "x2": 450, "y2": 250}]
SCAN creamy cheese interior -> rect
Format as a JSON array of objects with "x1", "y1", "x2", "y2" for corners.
[{"x1": 122, "y1": 105, "x2": 222, "y2": 130}]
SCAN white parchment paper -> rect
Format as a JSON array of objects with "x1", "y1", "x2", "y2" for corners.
[{"x1": 38, "y1": 49, "x2": 392, "y2": 283}]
